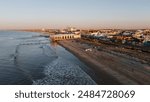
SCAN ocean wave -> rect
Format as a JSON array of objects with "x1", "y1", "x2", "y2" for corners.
[{"x1": 33, "y1": 57, "x2": 96, "y2": 85}]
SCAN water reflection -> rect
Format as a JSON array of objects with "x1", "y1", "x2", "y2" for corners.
[{"x1": 0, "y1": 31, "x2": 96, "y2": 85}]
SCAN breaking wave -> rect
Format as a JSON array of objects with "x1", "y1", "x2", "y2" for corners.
[{"x1": 33, "y1": 57, "x2": 96, "y2": 85}]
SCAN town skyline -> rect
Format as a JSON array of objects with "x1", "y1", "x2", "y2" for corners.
[{"x1": 0, "y1": 0, "x2": 150, "y2": 30}]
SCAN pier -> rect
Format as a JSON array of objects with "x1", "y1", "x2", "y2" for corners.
[{"x1": 50, "y1": 34, "x2": 81, "y2": 41}]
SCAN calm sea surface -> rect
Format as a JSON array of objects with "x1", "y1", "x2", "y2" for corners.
[{"x1": 0, "y1": 31, "x2": 96, "y2": 85}]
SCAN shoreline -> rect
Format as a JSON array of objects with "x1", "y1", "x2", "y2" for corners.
[{"x1": 58, "y1": 39, "x2": 150, "y2": 85}]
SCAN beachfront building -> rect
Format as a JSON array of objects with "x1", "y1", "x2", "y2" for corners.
[{"x1": 50, "y1": 34, "x2": 81, "y2": 41}]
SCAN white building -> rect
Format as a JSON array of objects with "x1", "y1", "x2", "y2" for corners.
[{"x1": 50, "y1": 34, "x2": 81, "y2": 41}]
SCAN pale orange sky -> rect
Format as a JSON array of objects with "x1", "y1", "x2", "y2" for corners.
[{"x1": 0, "y1": 0, "x2": 150, "y2": 29}]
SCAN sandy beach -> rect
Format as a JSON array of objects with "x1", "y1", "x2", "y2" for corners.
[{"x1": 58, "y1": 39, "x2": 150, "y2": 85}]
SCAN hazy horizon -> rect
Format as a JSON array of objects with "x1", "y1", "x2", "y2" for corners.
[{"x1": 0, "y1": 0, "x2": 150, "y2": 29}]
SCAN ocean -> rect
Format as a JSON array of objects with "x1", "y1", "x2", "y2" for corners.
[{"x1": 0, "y1": 31, "x2": 96, "y2": 85}]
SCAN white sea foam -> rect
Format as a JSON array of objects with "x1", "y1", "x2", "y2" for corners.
[{"x1": 33, "y1": 57, "x2": 96, "y2": 85}]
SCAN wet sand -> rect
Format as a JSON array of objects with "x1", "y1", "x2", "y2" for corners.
[{"x1": 58, "y1": 39, "x2": 150, "y2": 85}]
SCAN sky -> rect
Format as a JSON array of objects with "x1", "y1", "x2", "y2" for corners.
[{"x1": 0, "y1": 0, "x2": 150, "y2": 29}]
